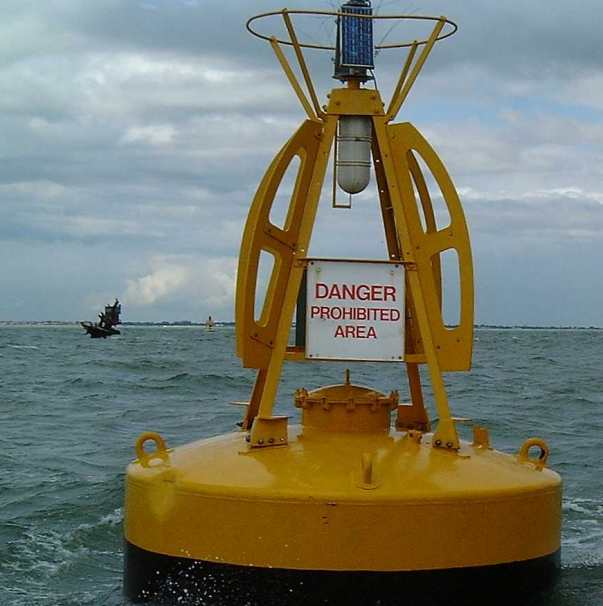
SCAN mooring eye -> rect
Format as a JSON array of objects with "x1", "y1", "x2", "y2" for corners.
[
  {"x1": 518, "y1": 438, "x2": 550, "y2": 470},
  {"x1": 135, "y1": 432, "x2": 168, "y2": 467}
]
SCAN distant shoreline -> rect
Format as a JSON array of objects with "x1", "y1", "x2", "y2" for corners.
[
  {"x1": 0, "y1": 320, "x2": 233, "y2": 327},
  {"x1": 0, "y1": 321, "x2": 601, "y2": 330}
]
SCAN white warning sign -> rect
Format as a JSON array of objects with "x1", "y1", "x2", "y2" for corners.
[{"x1": 305, "y1": 259, "x2": 405, "y2": 362}]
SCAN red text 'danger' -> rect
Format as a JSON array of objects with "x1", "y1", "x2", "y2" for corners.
[{"x1": 315, "y1": 282, "x2": 397, "y2": 302}]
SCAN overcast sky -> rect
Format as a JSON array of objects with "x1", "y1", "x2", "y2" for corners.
[{"x1": 0, "y1": 0, "x2": 602, "y2": 325}]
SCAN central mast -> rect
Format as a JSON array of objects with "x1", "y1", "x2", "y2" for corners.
[{"x1": 237, "y1": 5, "x2": 473, "y2": 451}]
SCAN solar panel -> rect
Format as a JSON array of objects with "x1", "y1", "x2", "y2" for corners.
[{"x1": 340, "y1": 2, "x2": 374, "y2": 70}]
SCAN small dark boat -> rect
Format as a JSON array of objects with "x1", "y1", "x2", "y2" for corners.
[
  {"x1": 81, "y1": 299, "x2": 122, "y2": 338},
  {"x1": 80, "y1": 323, "x2": 120, "y2": 338}
]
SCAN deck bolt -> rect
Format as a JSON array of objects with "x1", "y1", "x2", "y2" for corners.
[
  {"x1": 435, "y1": 439, "x2": 442, "y2": 447},
  {"x1": 258, "y1": 439, "x2": 264, "y2": 445},
  {"x1": 446, "y1": 442, "x2": 453, "y2": 448},
  {"x1": 268, "y1": 438, "x2": 275, "y2": 444}
]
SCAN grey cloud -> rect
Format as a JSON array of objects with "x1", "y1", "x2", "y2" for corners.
[
  {"x1": 0, "y1": 1, "x2": 601, "y2": 323},
  {"x1": 466, "y1": 196, "x2": 603, "y2": 243}
]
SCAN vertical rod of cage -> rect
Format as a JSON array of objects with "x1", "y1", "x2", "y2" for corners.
[
  {"x1": 282, "y1": 11, "x2": 323, "y2": 119},
  {"x1": 387, "y1": 41, "x2": 418, "y2": 119},
  {"x1": 387, "y1": 19, "x2": 446, "y2": 121},
  {"x1": 270, "y1": 37, "x2": 317, "y2": 120}
]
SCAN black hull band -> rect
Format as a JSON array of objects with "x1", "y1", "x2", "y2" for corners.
[{"x1": 124, "y1": 541, "x2": 560, "y2": 606}]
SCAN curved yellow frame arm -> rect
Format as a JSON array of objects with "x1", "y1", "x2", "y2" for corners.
[
  {"x1": 387, "y1": 122, "x2": 474, "y2": 371},
  {"x1": 236, "y1": 119, "x2": 324, "y2": 369}
]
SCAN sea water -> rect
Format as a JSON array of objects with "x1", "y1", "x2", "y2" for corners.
[{"x1": 0, "y1": 325, "x2": 601, "y2": 605}]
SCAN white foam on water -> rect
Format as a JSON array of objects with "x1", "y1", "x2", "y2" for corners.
[
  {"x1": 6, "y1": 344, "x2": 40, "y2": 350},
  {"x1": 562, "y1": 497, "x2": 603, "y2": 567},
  {"x1": 4, "y1": 507, "x2": 123, "y2": 580}
]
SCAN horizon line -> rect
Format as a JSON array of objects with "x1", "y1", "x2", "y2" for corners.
[{"x1": 0, "y1": 320, "x2": 601, "y2": 330}]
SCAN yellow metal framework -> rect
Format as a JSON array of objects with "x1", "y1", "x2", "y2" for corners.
[{"x1": 236, "y1": 13, "x2": 473, "y2": 450}]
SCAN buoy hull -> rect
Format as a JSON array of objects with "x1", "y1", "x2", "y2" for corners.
[
  {"x1": 124, "y1": 540, "x2": 560, "y2": 605},
  {"x1": 124, "y1": 427, "x2": 562, "y2": 604}
]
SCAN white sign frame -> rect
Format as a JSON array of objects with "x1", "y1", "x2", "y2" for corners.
[{"x1": 305, "y1": 259, "x2": 405, "y2": 362}]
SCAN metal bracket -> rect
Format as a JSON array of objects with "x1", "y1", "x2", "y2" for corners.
[
  {"x1": 248, "y1": 416, "x2": 289, "y2": 448},
  {"x1": 396, "y1": 402, "x2": 431, "y2": 432},
  {"x1": 432, "y1": 417, "x2": 460, "y2": 450},
  {"x1": 472, "y1": 426, "x2": 491, "y2": 449}
]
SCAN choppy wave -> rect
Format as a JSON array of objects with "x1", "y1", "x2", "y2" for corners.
[
  {"x1": 1, "y1": 326, "x2": 602, "y2": 604},
  {"x1": 2, "y1": 506, "x2": 123, "y2": 606}
]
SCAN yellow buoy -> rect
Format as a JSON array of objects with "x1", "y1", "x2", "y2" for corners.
[{"x1": 123, "y1": 5, "x2": 561, "y2": 605}]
